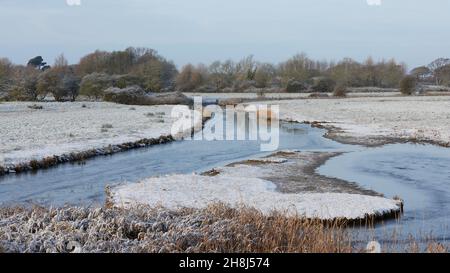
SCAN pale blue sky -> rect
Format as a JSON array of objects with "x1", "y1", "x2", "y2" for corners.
[{"x1": 1, "y1": 0, "x2": 449, "y2": 69}]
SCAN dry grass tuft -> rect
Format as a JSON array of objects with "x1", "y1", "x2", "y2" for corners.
[{"x1": 196, "y1": 204, "x2": 353, "y2": 253}]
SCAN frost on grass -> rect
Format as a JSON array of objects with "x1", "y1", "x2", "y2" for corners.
[
  {"x1": 0, "y1": 205, "x2": 356, "y2": 253},
  {"x1": 0, "y1": 102, "x2": 200, "y2": 166},
  {"x1": 112, "y1": 159, "x2": 401, "y2": 221},
  {"x1": 272, "y1": 96, "x2": 450, "y2": 145},
  {"x1": 0, "y1": 205, "x2": 444, "y2": 253},
  {"x1": 112, "y1": 155, "x2": 402, "y2": 221}
]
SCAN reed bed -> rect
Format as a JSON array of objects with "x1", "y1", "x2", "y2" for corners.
[{"x1": 0, "y1": 204, "x2": 446, "y2": 253}]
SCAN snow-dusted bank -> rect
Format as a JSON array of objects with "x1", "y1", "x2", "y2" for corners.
[
  {"x1": 272, "y1": 96, "x2": 450, "y2": 147},
  {"x1": 112, "y1": 154, "x2": 402, "y2": 221},
  {"x1": 0, "y1": 102, "x2": 200, "y2": 174}
]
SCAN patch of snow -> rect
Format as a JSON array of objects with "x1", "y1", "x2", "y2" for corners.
[
  {"x1": 112, "y1": 173, "x2": 400, "y2": 220},
  {"x1": 271, "y1": 96, "x2": 450, "y2": 144},
  {"x1": 0, "y1": 102, "x2": 201, "y2": 165}
]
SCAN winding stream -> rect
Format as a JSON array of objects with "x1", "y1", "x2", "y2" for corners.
[{"x1": 0, "y1": 121, "x2": 349, "y2": 206}]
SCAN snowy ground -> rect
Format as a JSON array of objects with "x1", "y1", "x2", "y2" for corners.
[
  {"x1": 271, "y1": 96, "x2": 450, "y2": 146},
  {"x1": 112, "y1": 155, "x2": 401, "y2": 220},
  {"x1": 0, "y1": 102, "x2": 197, "y2": 166},
  {"x1": 184, "y1": 92, "x2": 308, "y2": 100},
  {"x1": 183, "y1": 92, "x2": 400, "y2": 100}
]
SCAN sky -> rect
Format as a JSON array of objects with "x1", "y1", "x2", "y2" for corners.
[{"x1": 1, "y1": 0, "x2": 449, "y2": 69}]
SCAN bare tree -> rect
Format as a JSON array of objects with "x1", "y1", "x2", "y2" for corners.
[
  {"x1": 176, "y1": 64, "x2": 205, "y2": 91},
  {"x1": 54, "y1": 53, "x2": 69, "y2": 68},
  {"x1": 0, "y1": 58, "x2": 13, "y2": 92},
  {"x1": 428, "y1": 58, "x2": 450, "y2": 85}
]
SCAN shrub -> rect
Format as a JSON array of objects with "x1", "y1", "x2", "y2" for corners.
[
  {"x1": 176, "y1": 64, "x2": 205, "y2": 92},
  {"x1": 6, "y1": 86, "x2": 29, "y2": 101},
  {"x1": 61, "y1": 74, "x2": 81, "y2": 101},
  {"x1": 103, "y1": 86, "x2": 146, "y2": 104},
  {"x1": 102, "y1": 124, "x2": 113, "y2": 129},
  {"x1": 286, "y1": 80, "x2": 308, "y2": 93},
  {"x1": 333, "y1": 84, "x2": 348, "y2": 97},
  {"x1": 36, "y1": 69, "x2": 61, "y2": 100},
  {"x1": 79, "y1": 73, "x2": 113, "y2": 100},
  {"x1": 27, "y1": 104, "x2": 43, "y2": 110},
  {"x1": 104, "y1": 86, "x2": 192, "y2": 106},
  {"x1": 309, "y1": 93, "x2": 329, "y2": 98},
  {"x1": 254, "y1": 64, "x2": 276, "y2": 88},
  {"x1": 399, "y1": 76, "x2": 416, "y2": 95},
  {"x1": 233, "y1": 80, "x2": 257, "y2": 92},
  {"x1": 256, "y1": 91, "x2": 266, "y2": 99},
  {"x1": 312, "y1": 77, "x2": 336, "y2": 93},
  {"x1": 35, "y1": 68, "x2": 80, "y2": 102},
  {"x1": 114, "y1": 74, "x2": 144, "y2": 89},
  {"x1": 9, "y1": 68, "x2": 44, "y2": 101}
]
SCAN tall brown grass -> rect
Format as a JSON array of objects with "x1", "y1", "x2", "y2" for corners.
[
  {"x1": 0, "y1": 204, "x2": 447, "y2": 253},
  {"x1": 196, "y1": 205, "x2": 354, "y2": 253}
]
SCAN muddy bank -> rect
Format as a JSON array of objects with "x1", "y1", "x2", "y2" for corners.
[
  {"x1": 220, "y1": 151, "x2": 404, "y2": 224},
  {"x1": 226, "y1": 151, "x2": 381, "y2": 196}
]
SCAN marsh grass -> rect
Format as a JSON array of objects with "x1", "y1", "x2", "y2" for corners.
[
  {"x1": 0, "y1": 204, "x2": 446, "y2": 253},
  {"x1": 196, "y1": 205, "x2": 353, "y2": 253},
  {"x1": 27, "y1": 104, "x2": 43, "y2": 110},
  {"x1": 101, "y1": 124, "x2": 113, "y2": 129}
]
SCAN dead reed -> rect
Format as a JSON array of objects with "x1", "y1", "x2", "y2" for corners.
[{"x1": 0, "y1": 204, "x2": 446, "y2": 253}]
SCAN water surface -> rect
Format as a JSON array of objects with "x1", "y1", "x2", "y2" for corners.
[{"x1": 319, "y1": 144, "x2": 450, "y2": 243}]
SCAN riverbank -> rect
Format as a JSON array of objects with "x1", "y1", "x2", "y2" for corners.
[
  {"x1": 264, "y1": 96, "x2": 450, "y2": 147},
  {"x1": 0, "y1": 102, "x2": 201, "y2": 175}
]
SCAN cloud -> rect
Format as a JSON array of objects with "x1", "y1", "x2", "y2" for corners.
[
  {"x1": 66, "y1": 0, "x2": 81, "y2": 6},
  {"x1": 367, "y1": 0, "x2": 382, "y2": 6}
]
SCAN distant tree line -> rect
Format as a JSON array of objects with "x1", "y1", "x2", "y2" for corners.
[
  {"x1": 175, "y1": 54, "x2": 410, "y2": 94},
  {"x1": 1, "y1": 48, "x2": 450, "y2": 101},
  {"x1": 0, "y1": 47, "x2": 177, "y2": 101}
]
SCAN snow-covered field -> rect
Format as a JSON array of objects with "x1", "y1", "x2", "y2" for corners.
[
  {"x1": 0, "y1": 102, "x2": 196, "y2": 166},
  {"x1": 272, "y1": 96, "x2": 450, "y2": 145},
  {"x1": 183, "y1": 92, "x2": 400, "y2": 100},
  {"x1": 184, "y1": 92, "x2": 308, "y2": 100},
  {"x1": 112, "y1": 156, "x2": 401, "y2": 220}
]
